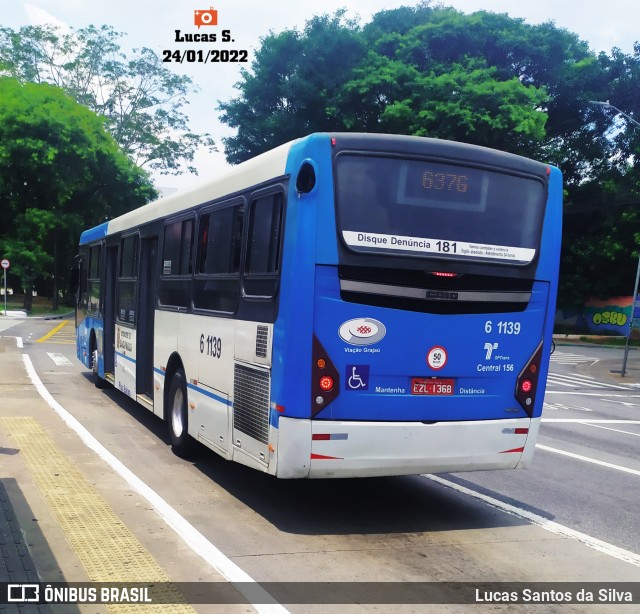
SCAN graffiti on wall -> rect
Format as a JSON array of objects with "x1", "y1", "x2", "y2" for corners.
[{"x1": 583, "y1": 296, "x2": 633, "y2": 335}]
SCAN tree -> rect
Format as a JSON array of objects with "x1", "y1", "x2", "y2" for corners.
[
  {"x1": 0, "y1": 77, "x2": 156, "y2": 310},
  {"x1": 218, "y1": 12, "x2": 366, "y2": 163},
  {"x1": 0, "y1": 24, "x2": 215, "y2": 175},
  {"x1": 218, "y1": 4, "x2": 640, "y2": 305}
]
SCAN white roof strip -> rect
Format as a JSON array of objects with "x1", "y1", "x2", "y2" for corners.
[{"x1": 107, "y1": 141, "x2": 293, "y2": 236}]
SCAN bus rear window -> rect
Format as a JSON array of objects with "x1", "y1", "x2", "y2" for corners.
[{"x1": 335, "y1": 155, "x2": 546, "y2": 265}]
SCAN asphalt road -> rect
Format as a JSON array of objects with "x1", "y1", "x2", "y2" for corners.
[
  {"x1": 2, "y1": 316, "x2": 640, "y2": 613},
  {"x1": 446, "y1": 343, "x2": 640, "y2": 553}
]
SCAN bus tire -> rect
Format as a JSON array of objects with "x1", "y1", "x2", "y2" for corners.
[
  {"x1": 168, "y1": 370, "x2": 194, "y2": 457},
  {"x1": 92, "y1": 347, "x2": 109, "y2": 389}
]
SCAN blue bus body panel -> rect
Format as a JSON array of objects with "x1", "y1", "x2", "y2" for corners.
[
  {"x1": 272, "y1": 135, "x2": 561, "y2": 425},
  {"x1": 79, "y1": 222, "x2": 109, "y2": 246},
  {"x1": 77, "y1": 221, "x2": 108, "y2": 376},
  {"x1": 312, "y1": 266, "x2": 548, "y2": 422},
  {"x1": 76, "y1": 316, "x2": 104, "y2": 376},
  {"x1": 271, "y1": 135, "x2": 334, "y2": 420}
]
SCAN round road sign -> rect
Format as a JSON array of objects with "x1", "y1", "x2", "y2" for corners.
[{"x1": 1, "y1": 259, "x2": 9, "y2": 269}]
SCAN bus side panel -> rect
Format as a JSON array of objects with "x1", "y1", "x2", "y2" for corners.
[
  {"x1": 532, "y1": 166, "x2": 563, "y2": 419},
  {"x1": 76, "y1": 315, "x2": 103, "y2": 374},
  {"x1": 153, "y1": 310, "x2": 179, "y2": 417},
  {"x1": 114, "y1": 323, "x2": 136, "y2": 399},
  {"x1": 190, "y1": 312, "x2": 235, "y2": 458}
]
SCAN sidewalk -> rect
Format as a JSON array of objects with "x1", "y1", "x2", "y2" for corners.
[
  {"x1": 0, "y1": 337, "x2": 83, "y2": 612},
  {"x1": 0, "y1": 336, "x2": 247, "y2": 612}
]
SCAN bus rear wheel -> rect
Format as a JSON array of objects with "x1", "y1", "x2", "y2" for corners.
[
  {"x1": 91, "y1": 345, "x2": 109, "y2": 389},
  {"x1": 168, "y1": 370, "x2": 194, "y2": 457}
]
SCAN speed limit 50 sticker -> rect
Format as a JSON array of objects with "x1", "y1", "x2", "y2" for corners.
[{"x1": 427, "y1": 346, "x2": 447, "y2": 370}]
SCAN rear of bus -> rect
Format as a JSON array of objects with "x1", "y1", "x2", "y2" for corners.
[{"x1": 273, "y1": 133, "x2": 561, "y2": 478}]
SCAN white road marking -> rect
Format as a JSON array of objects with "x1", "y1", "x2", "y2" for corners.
[
  {"x1": 546, "y1": 373, "x2": 629, "y2": 390},
  {"x1": 542, "y1": 419, "x2": 640, "y2": 424},
  {"x1": 578, "y1": 422, "x2": 640, "y2": 437},
  {"x1": 424, "y1": 474, "x2": 640, "y2": 567},
  {"x1": 46, "y1": 352, "x2": 72, "y2": 366},
  {"x1": 550, "y1": 352, "x2": 599, "y2": 365},
  {"x1": 536, "y1": 444, "x2": 640, "y2": 477},
  {"x1": 21, "y1": 353, "x2": 290, "y2": 614}
]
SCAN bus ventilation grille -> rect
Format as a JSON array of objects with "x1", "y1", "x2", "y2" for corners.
[
  {"x1": 256, "y1": 325, "x2": 268, "y2": 358},
  {"x1": 233, "y1": 364, "x2": 270, "y2": 444}
]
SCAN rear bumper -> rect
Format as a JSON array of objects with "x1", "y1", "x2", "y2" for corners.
[{"x1": 275, "y1": 416, "x2": 540, "y2": 478}]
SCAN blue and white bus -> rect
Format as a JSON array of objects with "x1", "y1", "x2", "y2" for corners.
[{"x1": 76, "y1": 133, "x2": 562, "y2": 478}]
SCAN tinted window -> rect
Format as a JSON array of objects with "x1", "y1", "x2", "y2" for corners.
[
  {"x1": 162, "y1": 219, "x2": 193, "y2": 276},
  {"x1": 193, "y1": 204, "x2": 244, "y2": 313},
  {"x1": 117, "y1": 235, "x2": 138, "y2": 324},
  {"x1": 196, "y1": 206, "x2": 244, "y2": 275},
  {"x1": 158, "y1": 219, "x2": 193, "y2": 309},
  {"x1": 246, "y1": 194, "x2": 283, "y2": 275},
  {"x1": 335, "y1": 155, "x2": 546, "y2": 265}
]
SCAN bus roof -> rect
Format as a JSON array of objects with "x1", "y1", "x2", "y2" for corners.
[{"x1": 106, "y1": 140, "x2": 294, "y2": 237}]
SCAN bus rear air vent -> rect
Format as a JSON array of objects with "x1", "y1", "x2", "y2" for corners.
[{"x1": 256, "y1": 325, "x2": 268, "y2": 358}]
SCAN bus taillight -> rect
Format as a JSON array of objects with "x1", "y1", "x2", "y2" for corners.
[
  {"x1": 312, "y1": 336, "x2": 340, "y2": 416},
  {"x1": 515, "y1": 342, "x2": 543, "y2": 416},
  {"x1": 319, "y1": 376, "x2": 334, "y2": 392}
]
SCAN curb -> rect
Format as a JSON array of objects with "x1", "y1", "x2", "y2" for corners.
[{"x1": 0, "y1": 311, "x2": 74, "y2": 320}]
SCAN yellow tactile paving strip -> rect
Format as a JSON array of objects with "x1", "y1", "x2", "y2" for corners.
[{"x1": 1, "y1": 416, "x2": 195, "y2": 613}]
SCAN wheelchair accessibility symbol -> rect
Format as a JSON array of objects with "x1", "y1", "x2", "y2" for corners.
[{"x1": 346, "y1": 365, "x2": 369, "y2": 390}]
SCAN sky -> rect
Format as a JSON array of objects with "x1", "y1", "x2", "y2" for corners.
[{"x1": 2, "y1": 0, "x2": 638, "y2": 192}]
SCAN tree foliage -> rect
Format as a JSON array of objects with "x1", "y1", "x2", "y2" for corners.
[
  {"x1": 219, "y1": 3, "x2": 640, "y2": 305},
  {"x1": 0, "y1": 24, "x2": 215, "y2": 175},
  {"x1": 0, "y1": 78, "x2": 156, "y2": 309}
]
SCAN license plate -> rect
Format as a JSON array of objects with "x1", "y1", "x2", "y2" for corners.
[{"x1": 411, "y1": 378, "x2": 455, "y2": 395}]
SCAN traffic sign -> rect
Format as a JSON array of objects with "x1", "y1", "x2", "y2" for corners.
[{"x1": 1, "y1": 259, "x2": 9, "y2": 269}]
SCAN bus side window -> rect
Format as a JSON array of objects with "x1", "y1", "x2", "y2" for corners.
[
  {"x1": 159, "y1": 219, "x2": 194, "y2": 309},
  {"x1": 193, "y1": 205, "x2": 244, "y2": 313},
  {"x1": 117, "y1": 235, "x2": 138, "y2": 324},
  {"x1": 87, "y1": 244, "x2": 101, "y2": 315},
  {"x1": 244, "y1": 193, "x2": 283, "y2": 299}
]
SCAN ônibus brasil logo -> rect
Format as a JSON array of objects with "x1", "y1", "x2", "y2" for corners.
[{"x1": 338, "y1": 318, "x2": 386, "y2": 346}]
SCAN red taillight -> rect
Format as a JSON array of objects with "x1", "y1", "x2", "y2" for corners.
[
  {"x1": 515, "y1": 342, "x2": 544, "y2": 416},
  {"x1": 319, "y1": 376, "x2": 334, "y2": 391},
  {"x1": 430, "y1": 271, "x2": 459, "y2": 278},
  {"x1": 312, "y1": 336, "x2": 340, "y2": 416}
]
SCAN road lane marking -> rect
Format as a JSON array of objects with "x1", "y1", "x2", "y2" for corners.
[
  {"x1": 46, "y1": 352, "x2": 73, "y2": 366},
  {"x1": 542, "y1": 419, "x2": 640, "y2": 423},
  {"x1": 549, "y1": 352, "x2": 598, "y2": 365},
  {"x1": 36, "y1": 320, "x2": 68, "y2": 342},
  {"x1": 424, "y1": 474, "x2": 640, "y2": 568},
  {"x1": 21, "y1": 352, "x2": 290, "y2": 614},
  {"x1": 545, "y1": 391, "x2": 640, "y2": 396},
  {"x1": 536, "y1": 444, "x2": 640, "y2": 477},
  {"x1": 577, "y1": 422, "x2": 640, "y2": 437},
  {"x1": 546, "y1": 373, "x2": 629, "y2": 390}
]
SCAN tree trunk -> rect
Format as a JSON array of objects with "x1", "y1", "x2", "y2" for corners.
[{"x1": 22, "y1": 284, "x2": 33, "y2": 313}]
